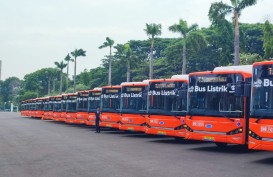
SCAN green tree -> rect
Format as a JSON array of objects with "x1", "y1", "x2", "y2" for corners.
[
  {"x1": 169, "y1": 19, "x2": 206, "y2": 74},
  {"x1": 263, "y1": 20, "x2": 273, "y2": 59},
  {"x1": 144, "y1": 23, "x2": 162, "y2": 79},
  {"x1": 71, "y1": 49, "x2": 86, "y2": 92},
  {"x1": 54, "y1": 61, "x2": 67, "y2": 94},
  {"x1": 209, "y1": 0, "x2": 257, "y2": 65},
  {"x1": 99, "y1": 37, "x2": 115, "y2": 85},
  {"x1": 64, "y1": 54, "x2": 74, "y2": 92}
]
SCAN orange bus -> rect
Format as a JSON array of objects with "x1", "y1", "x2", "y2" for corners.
[
  {"x1": 20, "y1": 100, "x2": 28, "y2": 116},
  {"x1": 65, "y1": 93, "x2": 78, "y2": 124},
  {"x1": 42, "y1": 96, "x2": 54, "y2": 120},
  {"x1": 119, "y1": 81, "x2": 148, "y2": 132},
  {"x1": 86, "y1": 88, "x2": 102, "y2": 126},
  {"x1": 53, "y1": 94, "x2": 68, "y2": 122},
  {"x1": 249, "y1": 61, "x2": 273, "y2": 151},
  {"x1": 145, "y1": 75, "x2": 188, "y2": 137},
  {"x1": 52, "y1": 95, "x2": 62, "y2": 121},
  {"x1": 34, "y1": 97, "x2": 45, "y2": 118},
  {"x1": 74, "y1": 90, "x2": 89, "y2": 124},
  {"x1": 185, "y1": 65, "x2": 252, "y2": 147},
  {"x1": 100, "y1": 85, "x2": 121, "y2": 129}
]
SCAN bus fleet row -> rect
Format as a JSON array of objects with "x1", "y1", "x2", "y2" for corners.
[{"x1": 21, "y1": 60, "x2": 273, "y2": 151}]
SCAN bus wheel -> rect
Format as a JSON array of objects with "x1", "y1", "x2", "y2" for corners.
[{"x1": 215, "y1": 142, "x2": 227, "y2": 148}]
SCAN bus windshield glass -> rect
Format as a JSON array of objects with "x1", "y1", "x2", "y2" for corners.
[
  {"x1": 189, "y1": 74, "x2": 244, "y2": 118},
  {"x1": 53, "y1": 99, "x2": 62, "y2": 112},
  {"x1": 36, "y1": 100, "x2": 44, "y2": 110},
  {"x1": 88, "y1": 92, "x2": 101, "y2": 112},
  {"x1": 251, "y1": 65, "x2": 273, "y2": 118},
  {"x1": 66, "y1": 96, "x2": 77, "y2": 112},
  {"x1": 101, "y1": 88, "x2": 120, "y2": 112},
  {"x1": 77, "y1": 93, "x2": 88, "y2": 112},
  {"x1": 121, "y1": 86, "x2": 147, "y2": 114},
  {"x1": 148, "y1": 81, "x2": 187, "y2": 116}
]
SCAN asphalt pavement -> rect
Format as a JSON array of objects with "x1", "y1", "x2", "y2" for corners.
[{"x1": 0, "y1": 112, "x2": 272, "y2": 177}]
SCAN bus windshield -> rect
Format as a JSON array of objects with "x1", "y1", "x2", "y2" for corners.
[
  {"x1": 77, "y1": 97, "x2": 88, "y2": 112},
  {"x1": 251, "y1": 65, "x2": 273, "y2": 118},
  {"x1": 88, "y1": 92, "x2": 101, "y2": 112},
  {"x1": 54, "y1": 101, "x2": 62, "y2": 112},
  {"x1": 121, "y1": 86, "x2": 147, "y2": 114},
  {"x1": 36, "y1": 101, "x2": 44, "y2": 110},
  {"x1": 148, "y1": 81, "x2": 187, "y2": 116},
  {"x1": 101, "y1": 88, "x2": 120, "y2": 112},
  {"x1": 67, "y1": 96, "x2": 77, "y2": 112},
  {"x1": 189, "y1": 74, "x2": 244, "y2": 118}
]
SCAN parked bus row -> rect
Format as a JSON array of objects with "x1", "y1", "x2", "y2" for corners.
[{"x1": 21, "y1": 60, "x2": 273, "y2": 151}]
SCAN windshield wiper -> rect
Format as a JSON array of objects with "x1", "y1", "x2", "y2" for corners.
[{"x1": 218, "y1": 114, "x2": 234, "y2": 122}]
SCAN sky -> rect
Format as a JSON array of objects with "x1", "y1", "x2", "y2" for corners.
[{"x1": 0, "y1": 0, "x2": 272, "y2": 80}]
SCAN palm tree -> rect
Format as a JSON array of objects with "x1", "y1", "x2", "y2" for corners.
[
  {"x1": 169, "y1": 19, "x2": 205, "y2": 74},
  {"x1": 64, "y1": 54, "x2": 74, "y2": 92},
  {"x1": 209, "y1": 0, "x2": 257, "y2": 65},
  {"x1": 54, "y1": 61, "x2": 67, "y2": 94},
  {"x1": 71, "y1": 49, "x2": 86, "y2": 92},
  {"x1": 99, "y1": 37, "x2": 115, "y2": 85},
  {"x1": 144, "y1": 23, "x2": 161, "y2": 79}
]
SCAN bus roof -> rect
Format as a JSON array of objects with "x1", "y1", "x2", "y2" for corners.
[
  {"x1": 213, "y1": 65, "x2": 252, "y2": 74},
  {"x1": 171, "y1": 74, "x2": 189, "y2": 80},
  {"x1": 253, "y1": 60, "x2": 273, "y2": 66},
  {"x1": 102, "y1": 85, "x2": 121, "y2": 89},
  {"x1": 121, "y1": 81, "x2": 148, "y2": 86}
]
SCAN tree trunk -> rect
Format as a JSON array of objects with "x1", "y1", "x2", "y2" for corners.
[
  {"x1": 182, "y1": 44, "x2": 186, "y2": 74},
  {"x1": 53, "y1": 79, "x2": 56, "y2": 94},
  {"x1": 234, "y1": 10, "x2": 240, "y2": 66},
  {"x1": 108, "y1": 46, "x2": 112, "y2": 85},
  {"x1": 149, "y1": 37, "x2": 154, "y2": 79},
  {"x1": 66, "y1": 61, "x2": 69, "y2": 92},
  {"x1": 126, "y1": 60, "x2": 130, "y2": 82},
  {"x1": 60, "y1": 71, "x2": 63, "y2": 95},
  {"x1": 73, "y1": 57, "x2": 77, "y2": 93},
  {"x1": 48, "y1": 78, "x2": 50, "y2": 96}
]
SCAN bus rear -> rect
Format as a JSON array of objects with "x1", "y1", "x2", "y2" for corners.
[
  {"x1": 75, "y1": 91, "x2": 89, "y2": 124},
  {"x1": 119, "y1": 82, "x2": 148, "y2": 132},
  {"x1": 86, "y1": 88, "x2": 101, "y2": 126},
  {"x1": 249, "y1": 61, "x2": 273, "y2": 151},
  {"x1": 100, "y1": 86, "x2": 121, "y2": 129},
  {"x1": 185, "y1": 66, "x2": 252, "y2": 147},
  {"x1": 145, "y1": 75, "x2": 188, "y2": 137}
]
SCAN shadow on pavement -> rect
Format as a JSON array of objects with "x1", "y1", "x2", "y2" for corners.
[
  {"x1": 122, "y1": 134, "x2": 169, "y2": 139},
  {"x1": 251, "y1": 157, "x2": 273, "y2": 165},
  {"x1": 148, "y1": 138, "x2": 208, "y2": 145},
  {"x1": 189, "y1": 145, "x2": 262, "y2": 154}
]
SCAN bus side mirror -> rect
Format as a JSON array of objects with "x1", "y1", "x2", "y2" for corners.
[
  {"x1": 244, "y1": 83, "x2": 251, "y2": 97},
  {"x1": 142, "y1": 91, "x2": 148, "y2": 101},
  {"x1": 235, "y1": 81, "x2": 243, "y2": 97}
]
